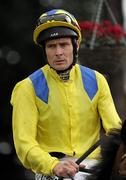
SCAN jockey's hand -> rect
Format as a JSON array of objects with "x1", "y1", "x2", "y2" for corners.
[{"x1": 53, "y1": 160, "x2": 85, "y2": 178}]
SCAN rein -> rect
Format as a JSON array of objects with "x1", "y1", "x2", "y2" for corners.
[
  {"x1": 75, "y1": 139, "x2": 101, "y2": 165},
  {"x1": 58, "y1": 139, "x2": 101, "y2": 180}
]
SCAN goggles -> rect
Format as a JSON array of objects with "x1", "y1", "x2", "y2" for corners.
[{"x1": 37, "y1": 14, "x2": 79, "y2": 29}]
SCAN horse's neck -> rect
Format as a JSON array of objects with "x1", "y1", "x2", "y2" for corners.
[{"x1": 113, "y1": 143, "x2": 125, "y2": 172}]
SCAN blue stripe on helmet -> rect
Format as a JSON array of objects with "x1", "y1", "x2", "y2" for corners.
[
  {"x1": 46, "y1": 9, "x2": 57, "y2": 16},
  {"x1": 80, "y1": 65, "x2": 98, "y2": 100},
  {"x1": 29, "y1": 69, "x2": 49, "y2": 103}
]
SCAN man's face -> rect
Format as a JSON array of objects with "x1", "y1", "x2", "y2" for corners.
[{"x1": 45, "y1": 37, "x2": 74, "y2": 71}]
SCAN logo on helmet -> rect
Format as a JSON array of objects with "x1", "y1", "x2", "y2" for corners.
[{"x1": 50, "y1": 33, "x2": 59, "y2": 37}]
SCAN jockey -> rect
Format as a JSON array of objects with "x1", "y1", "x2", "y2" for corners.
[{"x1": 10, "y1": 9, "x2": 122, "y2": 180}]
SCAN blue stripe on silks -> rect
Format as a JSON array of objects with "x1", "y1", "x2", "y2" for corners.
[
  {"x1": 29, "y1": 69, "x2": 49, "y2": 103},
  {"x1": 80, "y1": 65, "x2": 98, "y2": 100}
]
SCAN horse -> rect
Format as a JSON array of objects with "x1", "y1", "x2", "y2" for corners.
[
  {"x1": 58, "y1": 120, "x2": 126, "y2": 180},
  {"x1": 86, "y1": 119, "x2": 126, "y2": 180},
  {"x1": 57, "y1": 120, "x2": 126, "y2": 180}
]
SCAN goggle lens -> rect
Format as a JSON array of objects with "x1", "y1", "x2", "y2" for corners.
[{"x1": 37, "y1": 14, "x2": 77, "y2": 27}]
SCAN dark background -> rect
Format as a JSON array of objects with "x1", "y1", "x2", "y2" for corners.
[{"x1": 0, "y1": 0, "x2": 125, "y2": 179}]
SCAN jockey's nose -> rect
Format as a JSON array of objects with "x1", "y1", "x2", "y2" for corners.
[{"x1": 55, "y1": 45, "x2": 63, "y2": 56}]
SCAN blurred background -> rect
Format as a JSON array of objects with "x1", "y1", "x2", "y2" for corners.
[{"x1": 1, "y1": 0, "x2": 126, "y2": 179}]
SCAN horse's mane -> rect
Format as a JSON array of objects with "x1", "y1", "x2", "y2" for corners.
[{"x1": 121, "y1": 120, "x2": 126, "y2": 145}]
